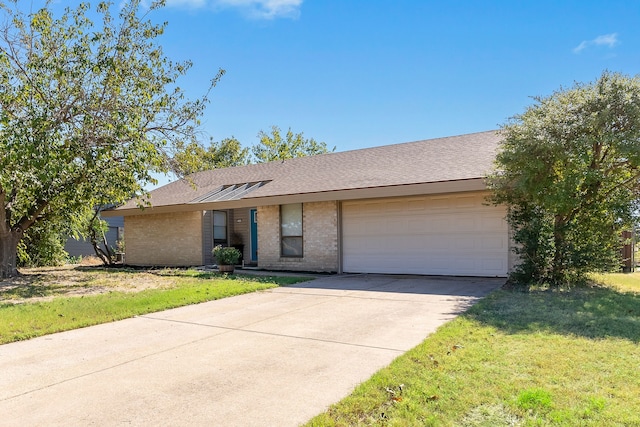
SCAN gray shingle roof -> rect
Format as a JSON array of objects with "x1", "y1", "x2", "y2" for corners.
[{"x1": 115, "y1": 130, "x2": 501, "y2": 212}]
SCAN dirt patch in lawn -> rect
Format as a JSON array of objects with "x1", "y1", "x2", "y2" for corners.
[{"x1": 0, "y1": 260, "x2": 185, "y2": 304}]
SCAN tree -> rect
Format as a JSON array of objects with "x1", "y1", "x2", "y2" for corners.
[
  {"x1": 85, "y1": 206, "x2": 119, "y2": 265},
  {"x1": 489, "y1": 71, "x2": 640, "y2": 286},
  {"x1": 172, "y1": 137, "x2": 250, "y2": 175},
  {"x1": 17, "y1": 216, "x2": 71, "y2": 267},
  {"x1": 252, "y1": 125, "x2": 334, "y2": 163},
  {"x1": 0, "y1": 0, "x2": 223, "y2": 278}
]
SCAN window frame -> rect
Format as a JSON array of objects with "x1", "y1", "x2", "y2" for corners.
[
  {"x1": 280, "y1": 203, "x2": 303, "y2": 258},
  {"x1": 213, "y1": 210, "x2": 228, "y2": 247}
]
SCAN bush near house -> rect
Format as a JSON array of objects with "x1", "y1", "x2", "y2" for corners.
[
  {"x1": 489, "y1": 72, "x2": 640, "y2": 286},
  {"x1": 213, "y1": 245, "x2": 242, "y2": 265}
]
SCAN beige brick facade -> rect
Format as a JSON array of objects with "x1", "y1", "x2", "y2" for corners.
[
  {"x1": 125, "y1": 211, "x2": 203, "y2": 266},
  {"x1": 257, "y1": 202, "x2": 339, "y2": 272}
]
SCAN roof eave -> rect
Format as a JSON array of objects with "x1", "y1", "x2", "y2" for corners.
[{"x1": 101, "y1": 178, "x2": 488, "y2": 217}]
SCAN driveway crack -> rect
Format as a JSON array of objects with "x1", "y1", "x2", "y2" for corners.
[{"x1": 139, "y1": 314, "x2": 408, "y2": 353}]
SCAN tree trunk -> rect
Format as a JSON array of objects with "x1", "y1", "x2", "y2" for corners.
[
  {"x1": 88, "y1": 212, "x2": 114, "y2": 266},
  {"x1": 0, "y1": 228, "x2": 22, "y2": 279},
  {"x1": 551, "y1": 215, "x2": 567, "y2": 285}
]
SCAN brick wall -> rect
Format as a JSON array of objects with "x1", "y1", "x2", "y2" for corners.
[
  {"x1": 125, "y1": 211, "x2": 203, "y2": 266},
  {"x1": 258, "y1": 201, "x2": 338, "y2": 272}
]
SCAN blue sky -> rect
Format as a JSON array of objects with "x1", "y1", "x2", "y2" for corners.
[
  {"x1": 147, "y1": 0, "x2": 639, "y2": 156},
  {"x1": 41, "y1": 0, "x2": 640, "y2": 175}
]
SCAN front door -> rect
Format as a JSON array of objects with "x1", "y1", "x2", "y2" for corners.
[{"x1": 250, "y1": 209, "x2": 258, "y2": 262}]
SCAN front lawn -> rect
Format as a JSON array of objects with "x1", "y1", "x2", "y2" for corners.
[
  {"x1": 0, "y1": 266, "x2": 311, "y2": 345},
  {"x1": 306, "y1": 273, "x2": 640, "y2": 426}
]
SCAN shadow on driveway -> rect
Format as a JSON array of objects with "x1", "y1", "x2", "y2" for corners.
[
  {"x1": 273, "y1": 273, "x2": 505, "y2": 316},
  {"x1": 281, "y1": 273, "x2": 505, "y2": 296}
]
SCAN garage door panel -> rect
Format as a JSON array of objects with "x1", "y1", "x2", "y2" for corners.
[
  {"x1": 455, "y1": 217, "x2": 476, "y2": 231},
  {"x1": 431, "y1": 217, "x2": 454, "y2": 232},
  {"x1": 408, "y1": 219, "x2": 429, "y2": 233},
  {"x1": 452, "y1": 195, "x2": 478, "y2": 208},
  {"x1": 386, "y1": 200, "x2": 408, "y2": 212},
  {"x1": 426, "y1": 236, "x2": 452, "y2": 251},
  {"x1": 482, "y1": 257, "x2": 508, "y2": 272},
  {"x1": 386, "y1": 220, "x2": 407, "y2": 235},
  {"x1": 342, "y1": 194, "x2": 508, "y2": 277},
  {"x1": 452, "y1": 235, "x2": 476, "y2": 250},
  {"x1": 427, "y1": 197, "x2": 452, "y2": 210},
  {"x1": 482, "y1": 235, "x2": 507, "y2": 250},
  {"x1": 481, "y1": 215, "x2": 508, "y2": 231},
  {"x1": 407, "y1": 199, "x2": 427, "y2": 211}
]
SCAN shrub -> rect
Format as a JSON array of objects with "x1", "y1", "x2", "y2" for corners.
[{"x1": 213, "y1": 245, "x2": 241, "y2": 265}]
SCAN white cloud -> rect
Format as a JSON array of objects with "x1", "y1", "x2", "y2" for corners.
[
  {"x1": 573, "y1": 33, "x2": 619, "y2": 53},
  {"x1": 593, "y1": 33, "x2": 619, "y2": 47},
  {"x1": 165, "y1": 0, "x2": 303, "y2": 19},
  {"x1": 165, "y1": 0, "x2": 208, "y2": 7},
  {"x1": 221, "y1": 0, "x2": 302, "y2": 19},
  {"x1": 572, "y1": 40, "x2": 588, "y2": 53}
]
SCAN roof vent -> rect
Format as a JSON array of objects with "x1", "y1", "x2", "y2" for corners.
[{"x1": 189, "y1": 181, "x2": 270, "y2": 204}]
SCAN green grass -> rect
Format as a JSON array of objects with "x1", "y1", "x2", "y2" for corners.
[
  {"x1": 589, "y1": 271, "x2": 640, "y2": 293},
  {"x1": 306, "y1": 274, "x2": 640, "y2": 426},
  {"x1": 0, "y1": 269, "x2": 311, "y2": 344}
]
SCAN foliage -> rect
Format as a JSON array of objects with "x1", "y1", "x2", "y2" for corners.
[
  {"x1": 86, "y1": 207, "x2": 118, "y2": 265},
  {"x1": 20, "y1": 204, "x2": 106, "y2": 268},
  {"x1": 0, "y1": 0, "x2": 223, "y2": 278},
  {"x1": 489, "y1": 71, "x2": 640, "y2": 286},
  {"x1": 17, "y1": 219, "x2": 69, "y2": 267},
  {"x1": 213, "y1": 245, "x2": 242, "y2": 265},
  {"x1": 251, "y1": 125, "x2": 335, "y2": 163},
  {"x1": 172, "y1": 136, "x2": 250, "y2": 175}
]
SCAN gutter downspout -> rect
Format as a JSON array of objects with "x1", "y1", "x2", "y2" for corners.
[{"x1": 337, "y1": 201, "x2": 343, "y2": 274}]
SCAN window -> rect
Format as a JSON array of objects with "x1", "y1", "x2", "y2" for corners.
[
  {"x1": 281, "y1": 203, "x2": 303, "y2": 257},
  {"x1": 213, "y1": 210, "x2": 228, "y2": 246}
]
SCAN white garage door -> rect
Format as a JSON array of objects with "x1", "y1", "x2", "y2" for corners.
[{"x1": 342, "y1": 193, "x2": 509, "y2": 277}]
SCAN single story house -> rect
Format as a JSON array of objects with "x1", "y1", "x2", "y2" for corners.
[{"x1": 103, "y1": 130, "x2": 516, "y2": 277}]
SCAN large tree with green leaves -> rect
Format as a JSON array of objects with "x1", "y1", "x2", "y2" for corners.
[
  {"x1": 172, "y1": 137, "x2": 250, "y2": 175},
  {"x1": 252, "y1": 125, "x2": 334, "y2": 163},
  {"x1": 0, "y1": 0, "x2": 222, "y2": 278},
  {"x1": 489, "y1": 71, "x2": 640, "y2": 286}
]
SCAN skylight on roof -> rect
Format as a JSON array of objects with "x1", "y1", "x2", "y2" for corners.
[{"x1": 189, "y1": 181, "x2": 270, "y2": 204}]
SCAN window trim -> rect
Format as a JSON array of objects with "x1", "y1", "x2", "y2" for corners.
[
  {"x1": 213, "y1": 210, "x2": 228, "y2": 247},
  {"x1": 280, "y1": 203, "x2": 303, "y2": 258}
]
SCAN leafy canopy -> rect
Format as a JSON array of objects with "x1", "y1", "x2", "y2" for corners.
[
  {"x1": 0, "y1": 0, "x2": 222, "y2": 277},
  {"x1": 252, "y1": 125, "x2": 335, "y2": 163},
  {"x1": 172, "y1": 137, "x2": 250, "y2": 175},
  {"x1": 489, "y1": 71, "x2": 640, "y2": 286}
]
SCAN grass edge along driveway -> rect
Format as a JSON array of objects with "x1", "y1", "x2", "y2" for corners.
[
  {"x1": 0, "y1": 269, "x2": 311, "y2": 345},
  {"x1": 306, "y1": 274, "x2": 640, "y2": 427}
]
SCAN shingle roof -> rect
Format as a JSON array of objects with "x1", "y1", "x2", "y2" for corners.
[{"x1": 115, "y1": 130, "x2": 501, "y2": 212}]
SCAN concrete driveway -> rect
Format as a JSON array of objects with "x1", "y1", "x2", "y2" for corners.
[{"x1": 0, "y1": 274, "x2": 503, "y2": 426}]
